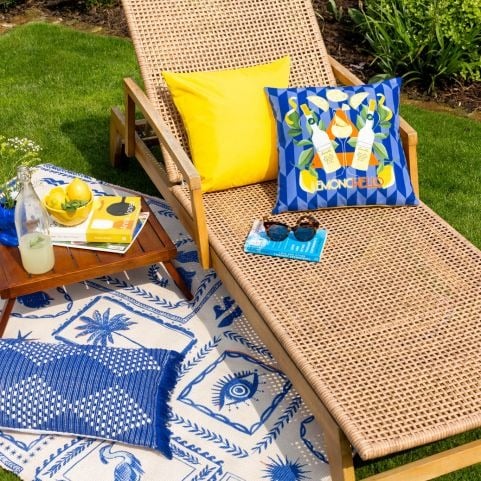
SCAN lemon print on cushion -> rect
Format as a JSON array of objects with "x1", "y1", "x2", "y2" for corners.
[
  {"x1": 326, "y1": 89, "x2": 349, "y2": 102},
  {"x1": 307, "y1": 95, "x2": 329, "y2": 112},
  {"x1": 378, "y1": 163, "x2": 395, "y2": 189},
  {"x1": 349, "y1": 92, "x2": 369, "y2": 109},
  {"x1": 163, "y1": 56, "x2": 290, "y2": 192},
  {"x1": 299, "y1": 169, "x2": 318, "y2": 194},
  {"x1": 377, "y1": 93, "x2": 393, "y2": 122},
  {"x1": 285, "y1": 98, "x2": 299, "y2": 127},
  {"x1": 330, "y1": 111, "x2": 353, "y2": 139}
]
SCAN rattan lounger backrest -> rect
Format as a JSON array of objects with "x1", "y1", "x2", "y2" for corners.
[{"x1": 122, "y1": 0, "x2": 336, "y2": 183}]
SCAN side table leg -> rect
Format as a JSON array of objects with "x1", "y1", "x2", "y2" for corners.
[
  {"x1": 0, "y1": 298, "x2": 16, "y2": 337},
  {"x1": 163, "y1": 261, "x2": 193, "y2": 300}
]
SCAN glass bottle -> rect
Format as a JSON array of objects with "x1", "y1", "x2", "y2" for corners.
[
  {"x1": 300, "y1": 104, "x2": 341, "y2": 174},
  {"x1": 14, "y1": 166, "x2": 55, "y2": 274},
  {"x1": 351, "y1": 99, "x2": 376, "y2": 171}
]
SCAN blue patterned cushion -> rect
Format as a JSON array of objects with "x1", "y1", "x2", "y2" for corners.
[
  {"x1": 266, "y1": 78, "x2": 419, "y2": 213},
  {"x1": 0, "y1": 339, "x2": 183, "y2": 458}
]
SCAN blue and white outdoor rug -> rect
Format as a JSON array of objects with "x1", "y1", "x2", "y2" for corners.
[{"x1": 0, "y1": 164, "x2": 331, "y2": 481}]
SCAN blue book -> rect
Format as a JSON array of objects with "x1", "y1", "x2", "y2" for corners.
[{"x1": 244, "y1": 219, "x2": 328, "y2": 262}]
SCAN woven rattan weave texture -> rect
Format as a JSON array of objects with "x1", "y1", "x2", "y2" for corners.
[
  {"x1": 174, "y1": 181, "x2": 481, "y2": 460},
  {"x1": 122, "y1": 0, "x2": 335, "y2": 183}
]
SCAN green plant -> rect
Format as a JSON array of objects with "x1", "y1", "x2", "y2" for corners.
[
  {"x1": 327, "y1": 0, "x2": 344, "y2": 22},
  {"x1": 0, "y1": 0, "x2": 19, "y2": 10},
  {"x1": 349, "y1": 0, "x2": 481, "y2": 92},
  {"x1": 0, "y1": 136, "x2": 41, "y2": 208},
  {"x1": 84, "y1": 0, "x2": 117, "y2": 8}
]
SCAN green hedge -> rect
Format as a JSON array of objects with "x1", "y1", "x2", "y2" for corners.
[{"x1": 349, "y1": 0, "x2": 481, "y2": 92}]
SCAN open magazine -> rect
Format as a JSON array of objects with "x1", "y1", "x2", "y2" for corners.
[{"x1": 52, "y1": 212, "x2": 149, "y2": 254}]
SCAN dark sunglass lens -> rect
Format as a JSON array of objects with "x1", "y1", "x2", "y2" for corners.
[
  {"x1": 266, "y1": 224, "x2": 289, "y2": 241},
  {"x1": 293, "y1": 226, "x2": 316, "y2": 241}
]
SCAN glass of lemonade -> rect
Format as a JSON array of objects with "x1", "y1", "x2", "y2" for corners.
[
  {"x1": 18, "y1": 232, "x2": 55, "y2": 275},
  {"x1": 14, "y1": 166, "x2": 55, "y2": 275}
]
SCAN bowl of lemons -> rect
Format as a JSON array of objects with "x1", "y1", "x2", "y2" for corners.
[{"x1": 43, "y1": 178, "x2": 94, "y2": 226}]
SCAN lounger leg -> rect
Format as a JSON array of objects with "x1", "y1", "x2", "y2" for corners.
[{"x1": 322, "y1": 418, "x2": 356, "y2": 481}]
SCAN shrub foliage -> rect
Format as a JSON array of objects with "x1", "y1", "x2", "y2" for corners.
[
  {"x1": 349, "y1": 0, "x2": 481, "y2": 92},
  {"x1": 0, "y1": 0, "x2": 17, "y2": 9}
]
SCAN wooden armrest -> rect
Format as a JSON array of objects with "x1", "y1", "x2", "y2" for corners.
[
  {"x1": 123, "y1": 77, "x2": 202, "y2": 191},
  {"x1": 328, "y1": 56, "x2": 420, "y2": 197},
  {"x1": 121, "y1": 77, "x2": 211, "y2": 269}
]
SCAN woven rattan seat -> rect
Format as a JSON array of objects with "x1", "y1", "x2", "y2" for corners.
[
  {"x1": 174, "y1": 181, "x2": 481, "y2": 460},
  {"x1": 110, "y1": 1, "x2": 481, "y2": 479}
]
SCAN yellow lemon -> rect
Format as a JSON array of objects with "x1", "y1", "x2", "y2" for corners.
[
  {"x1": 377, "y1": 94, "x2": 393, "y2": 121},
  {"x1": 378, "y1": 164, "x2": 395, "y2": 189},
  {"x1": 331, "y1": 113, "x2": 353, "y2": 139},
  {"x1": 326, "y1": 89, "x2": 349, "y2": 102},
  {"x1": 285, "y1": 111, "x2": 297, "y2": 127},
  {"x1": 349, "y1": 92, "x2": 369, "y2": 109},
  {"x1": 307, "y1": 95, "x2": 329, "y2": 112},
  {"x1": 299, "y1": 169, "x2": 318, "y2": 193},
  {"x1": 285, "y1": 97, "x2": 299, "y2": 127},
  {"x1": 66, "y1": 178, "x2": 92, "y2": 202},
  {"x1": 46, "y1": 187, "x2": 67, "y2": 209},
  {"x1": 49, "y1": 186, "x2": 65, "y2": 196},
  {"x1": 288, "y1": 97, "x2": 298, "y2": 109}
]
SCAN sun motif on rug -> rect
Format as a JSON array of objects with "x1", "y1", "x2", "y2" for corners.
[{"x1": 262, "y1": 455, "x2": 310, "y2": 481}]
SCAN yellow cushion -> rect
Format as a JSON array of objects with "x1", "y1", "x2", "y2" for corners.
[{"x1": 162, "y1": 56, "x2": 291, "y2": 192}]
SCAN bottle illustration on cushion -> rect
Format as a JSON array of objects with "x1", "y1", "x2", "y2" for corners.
[
  {"x1": 300, "y1": 104, "x2": 341, "y2": 174},
  {"x1": 351, "y1": 99, "x2": 376, "y2": 171}
]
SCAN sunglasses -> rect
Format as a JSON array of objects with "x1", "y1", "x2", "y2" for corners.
[{"x1": 263, "y1": 215, "x2": 320, "y2": 242}]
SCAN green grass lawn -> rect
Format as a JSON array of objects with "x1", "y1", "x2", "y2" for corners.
[
  {"x1": 402, "y1": 104, "x2": 481, "y2": 248},
  {"x1": 1, "y1": 21, "x2": 481, "y2": 481},
  {"x1": 0, "y1": 21, "x2": 156, "y2": 196}
]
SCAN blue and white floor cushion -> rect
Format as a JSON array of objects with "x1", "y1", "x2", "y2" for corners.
[{"x1": 0, "y1": 165, "x2": 331, "y2": 481}]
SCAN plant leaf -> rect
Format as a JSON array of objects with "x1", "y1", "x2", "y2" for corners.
[
  {"x1": 356, "y1": 115, "x2": 366, "y2": 130},
  {"x1": 372, "y1": 142, "x2": 388, "y2": 160},
  {"x1": 297, "y1": 147, "x2": 314, "y2": 169},
  {"x1": 294, "y1": 139, "x2": 313, "y2": 147},
  {"x1": 288, "y1": 128, "x2": 303, "y2": 138}
]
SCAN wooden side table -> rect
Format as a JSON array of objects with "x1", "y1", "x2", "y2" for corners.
[{"x1": 0, "y1": 198, "x2": 192, "y2": 337}]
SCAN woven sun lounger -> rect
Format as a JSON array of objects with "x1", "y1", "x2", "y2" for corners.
[{"x1": 110, "y1": 1, "x2": 481, "y2": 480}]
